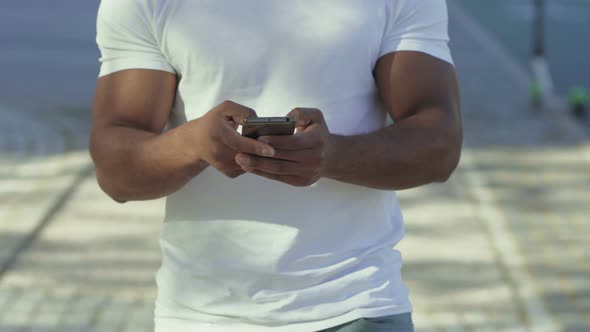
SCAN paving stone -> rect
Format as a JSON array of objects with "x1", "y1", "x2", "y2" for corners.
[
  {"x1": 58, "y1": 295, "x2": 106, "y2": 332},
  {"x1": 494, "y1": 310, "x2": 526, "y2": 332},
  {"x1": 25, "y1": 290, "x2": 76, "y2": 332},
  {"x1": 427, "y1": 312, "x2": 467, "y2": 332},
  {"x1": 0, "y1": 288, "x2": 18, "y2": 316},
  {"x1": 462, "y1": 312, "x2": 495, "y2": 332},
  {"x1": 88, "y1": 297, "x2": 136, "y2": 332},
  {"x1": 0, "y1": 289, "x2": 46, "y2": 332},
  {"x1": 121, "y1": 301, "x2": 154, "y2": 332}
]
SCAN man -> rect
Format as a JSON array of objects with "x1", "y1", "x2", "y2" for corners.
[{"x1": 90, "y1": 0, "x2": 461, "y2": 331}]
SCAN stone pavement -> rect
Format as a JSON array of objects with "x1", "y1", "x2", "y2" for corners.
[{"x1": 1, "y1": 2, "x2": 589, "y2": 332}]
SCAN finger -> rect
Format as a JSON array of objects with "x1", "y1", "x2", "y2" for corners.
[
  {"x1": 219, "y1": 100, "x2": 258, "y2": 125},
  {"x1": 241, "y1": 167, "x2": 303, "y2": 187},
  {"x1": 219, "y1": 166, "x2": 246, "y2": 179},
  {"x1": 210, "y1": 148, "x2": 247, "y2": 174},
  {"x1": 257, "y1": 131, "x2": 319, "y2": 150},
  {"x1": 286, "y1": 108, "x2": 323, "y2": 128},
  {"x1": 235, "y1": 153, "x2": 299, "y2": 175},
  {"x1": 225, "y1": 169, "x2": 246, "y2": 178},
  {"x1": 222, "y1": 129, "x2": 275, "y2": 157},
  {"x1": 268, "y1": 148, "x2": 318, "y2": 162}
]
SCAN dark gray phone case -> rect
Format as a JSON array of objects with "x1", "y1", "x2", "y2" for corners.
[{"x1": 242, "y1": 117, "x2": 296, "y2": 139}]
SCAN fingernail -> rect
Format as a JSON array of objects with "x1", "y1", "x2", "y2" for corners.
[
  {"x1": 262, "y1": 148, "x2": 274, "y2": 157},
  {"x1": 238, "y1": 155, "x2": 250, "y2": 165}
]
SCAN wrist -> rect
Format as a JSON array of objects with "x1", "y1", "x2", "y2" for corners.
[
  {"x1": 172, "y1": 123, "x2": 209, "y2": 176},
  {"x1": 322, "y1": 133, "x2": 347, "y2": 180}
]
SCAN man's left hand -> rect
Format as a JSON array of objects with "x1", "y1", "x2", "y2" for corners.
[{"x1": 235, "y1": 108, "x2": 333, "y2": 187}]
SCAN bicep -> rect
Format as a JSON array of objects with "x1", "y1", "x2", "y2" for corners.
[
  {"x1": 92, "y1": 69, "x2": 177, "y2": 134},
  {"x1": 375, "y1": 51, "x2": 460, "y2": 122},
  {"x1": 93, "y1": 0, "x2": 177, "y2": 133}
]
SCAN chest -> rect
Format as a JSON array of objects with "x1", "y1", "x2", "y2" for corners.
[{"x1": 156, "y1": 1, "x2": 386, "y2": 87}]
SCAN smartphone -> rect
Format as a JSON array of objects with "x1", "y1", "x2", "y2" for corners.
[{"x1": 242, "y1": 117, "x2": 296, "y2": 139}]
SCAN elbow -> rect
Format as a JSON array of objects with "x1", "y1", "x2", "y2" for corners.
[
  {"x1": 433, "y1": 133, "x2": 463, "y2": 183},
  {"x1": 434, "y1": 150, "x2": 460, "y2": 183},
  {"x1": 89, "y1": 131, "x2": 129, "y2": 204},
  {"x1": 94, "y1": 167, "x2": 129, "y2": 204}
]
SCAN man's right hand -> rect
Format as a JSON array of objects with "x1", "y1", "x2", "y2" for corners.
[
  {"x1": 186, "y1": 100, "x2": 276, "y2": 178},
  {"x1": 90, "y1": 68, "x2": 273, "y2": 202}
]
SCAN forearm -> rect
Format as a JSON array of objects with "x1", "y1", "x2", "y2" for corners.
[
  {"x1": 90, "y1": 124, "x2": 208, "y2": 203},
  {"x1": 324, "y1": 107, "x2": 462, "y2": 190}
]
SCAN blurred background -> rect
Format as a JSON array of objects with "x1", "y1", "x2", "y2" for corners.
[{"x1": 0, "y1": 1, "x2": 588, "y2": 331}]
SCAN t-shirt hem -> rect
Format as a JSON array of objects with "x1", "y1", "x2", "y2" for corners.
[
  {"x1": 98, "y1": 60, "x2": 176, "y2": 77},
  {"x1": 154, "y1": 305, "x2": 413, "y2": 332},
  {"x1": 379, "y1": 39, "x2": 454, "y2": 66}
]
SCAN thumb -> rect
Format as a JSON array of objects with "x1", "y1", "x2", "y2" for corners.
[
  {"x1": 287, "y1": 108, "x2": 322, "y2": 132},
  {"x1": 220, "y1": 101, "x2": 258, "y2": 125}
]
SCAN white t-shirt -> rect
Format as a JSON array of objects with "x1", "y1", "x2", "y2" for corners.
[{"x1": 96, "y1": 1, "x2": 453, "y2": 331}]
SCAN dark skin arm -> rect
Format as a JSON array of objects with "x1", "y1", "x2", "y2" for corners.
[
  {"x1": 90, "y1": 69, "x2": 197, "y2": 203},
  {"x1": 235, "y1": 51, "x2": 463, "y2": 190},
  {"x1": 90, "y1": 69, "x2": 274, "y2": 203}
]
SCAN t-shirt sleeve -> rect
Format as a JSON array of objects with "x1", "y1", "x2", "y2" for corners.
[
  {"x1": 379, "y1": 0, "x2": 453, "y2": 65},
  {"x1": 96, "y1": 0, "x2": 175, "y2": 77}
]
